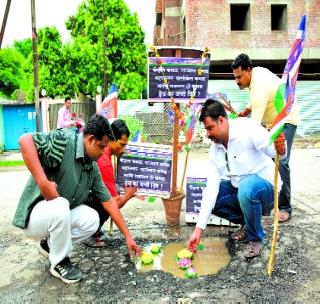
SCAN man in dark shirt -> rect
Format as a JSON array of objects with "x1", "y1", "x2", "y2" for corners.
[{"x1": 12, "y1": 115, "x2": 141, "y2": 284}]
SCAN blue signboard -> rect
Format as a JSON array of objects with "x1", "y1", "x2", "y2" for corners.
[
  {"x1": 148, "y1": 56, "x2": 210, "y2": 103},
  {"x1": 116, "y1": 143, "x2": 172, "y2": 198}
]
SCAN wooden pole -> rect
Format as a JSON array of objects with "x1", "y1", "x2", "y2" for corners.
[
  {"x1": 267, "y1": 153, "x2": 280, "y2": 276},
  {"x1": 0, "y1": 0, "x2": 11, "y2": 49},
  {"x1": 109, "y1": 154, "x2": 118, "y2": 236},
  {"x1": 102, "y1": 0, "x2": 108, "y2": 97},
  {"x1": 171, "y1": 103, "x2": 179, "y2": 196},
  {"x1": 180, "y1": 149, "x2": 189, "y2": 192},
  {"x1": 31, "y1": 0, "x2": 40, "y2": 132}
]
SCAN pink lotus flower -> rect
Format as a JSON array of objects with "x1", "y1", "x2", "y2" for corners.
[
  {"x1": 185, "y1": 267, "x2": 198, "y2": 278},
  {"x1": 177, "y1": 258, "x2": 192, "y2": 269}
]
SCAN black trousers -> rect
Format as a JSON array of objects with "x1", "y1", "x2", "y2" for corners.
[
  {"x1": 85, "y1": 198, "x2": 109, "y2": 232},
  {"x1": 278, "y1": 123, "x2": 297, "y2": 214}
]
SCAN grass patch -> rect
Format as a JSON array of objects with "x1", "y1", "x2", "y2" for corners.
[{"x1": 0, "y1": 160, "x2": 25, "y2": 167}]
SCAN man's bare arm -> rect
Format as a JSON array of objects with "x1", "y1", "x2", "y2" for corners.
[
  {"x1": 102, "y1": 198, "x2": 141, "y2": 256},
  {"x1": 19, "y1": 134, "x2": 58, "y2": 200}
]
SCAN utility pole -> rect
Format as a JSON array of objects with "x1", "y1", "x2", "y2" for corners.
[
  {"x1": 0, "y1": 0, "x2": 12, "y2": 49},
  {"x1": 102, "y1": 0, "x2": 108, "y2": 97},
  {"x1": 31, "y1": 0, "x2": 40, "y2": 131}
]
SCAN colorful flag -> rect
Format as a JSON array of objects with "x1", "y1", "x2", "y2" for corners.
[
  {"x1": 269, "y1": 15, "x2": 306, "y2": 143},
  {"x1": 131, "y1": 130, "x2": 142, "y2": 143},
  {"x1": 168, "y1": 108, "x2": 175, "y2": 125},
  {"x1": 99, "y1": 84, "x2": 118, "y2": 119},
  {"x1": 184, "y1": 103, "x2": 201, "y2": 149}
]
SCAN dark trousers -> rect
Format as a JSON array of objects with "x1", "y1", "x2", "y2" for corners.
[
  {"x1": 85, "y1": 198, "x2": 109, "y2": 233},
  {"x1": 278, "y1": 123, "x2": 297, "y2": 214}
]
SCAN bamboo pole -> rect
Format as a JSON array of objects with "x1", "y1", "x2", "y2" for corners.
[
  {"x1": 31, "y1": 0, "x2": 40, "y2": 132},
  {"x1": 109, "y1": 154, "x2": 118, "y2": 236},
  {"x1": 267, "y1": 153, "x2": 280, "y2": 276},
  {"x1": 171, "y1": 104, "x2": 179, "y2": 196},
  {"x1": 180, "y1": 149, "x2": 190, "y2": 192},
  {"x1": 109, "y1": 220, "x2": 113, "y2": 236},
  {"x1": 0, "y1": 0, "x2": 11, "y2": 49}
]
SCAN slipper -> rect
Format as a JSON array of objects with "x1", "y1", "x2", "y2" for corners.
[
  {"x1": 231, "y1": 226, "x2": 247, "y2": 241},
  {"x1": 243, "y1": 241, "x2": 263, "y2": 258},
  {"x1": 278, "y1": 210, "x2": 291, "y2": 222}
]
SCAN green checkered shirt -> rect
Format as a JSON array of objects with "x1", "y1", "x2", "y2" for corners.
[{"x1": 12, "y1": 128, "x2": 111, "y2": 229}]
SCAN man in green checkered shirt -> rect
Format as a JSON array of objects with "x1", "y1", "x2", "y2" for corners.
[{"x1": 12, "y1": 114, "x2": 141, "y2": 284}]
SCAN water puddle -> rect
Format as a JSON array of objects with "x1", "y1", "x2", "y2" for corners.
[{"x1": 135, "y1": 237, "x2": 231, "y2": 279}]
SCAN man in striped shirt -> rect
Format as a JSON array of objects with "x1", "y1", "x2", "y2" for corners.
[{"x1": 13, "y1": 115, "x2": 141, "y2": 284}]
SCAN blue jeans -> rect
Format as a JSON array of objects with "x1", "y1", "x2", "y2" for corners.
[
  {"x1": 212, "y1": 174, "x2": 274, "y2": 242},
  {"x1": 279, "y1": 123, "x2": 297, "y2": 214}
]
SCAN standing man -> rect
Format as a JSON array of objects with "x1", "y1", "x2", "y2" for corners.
[
  {"x1": 85, "y1": 119, "x2": 137, "y2": 247},
  {"x1": 187, "y1": 99, "x2": 286, "y2": 258},
  {"x1": 231, "y1": 53, "x2": 300, "y2": 222},
  {"x1": 12, "y1": 115, "x2": 141, "y2": 284},
  {"x1": 57, "y1": 97, "x2": 76, "y2": 129}
]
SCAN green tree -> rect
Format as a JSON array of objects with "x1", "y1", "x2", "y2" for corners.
[
  {"x1": 0, "y1": 48, "x2": 28, "y2": 99},
  {"x1": 37, "y1": 26, "x2": 65, "y2": 98},
  {"x1": 65, "y1": 0, "x2": 147, "y2": 99},
  {"x1": 13, "y1": 39, "x2": 32, "y2": 58}
]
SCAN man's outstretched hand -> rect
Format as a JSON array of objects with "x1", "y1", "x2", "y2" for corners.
[
  {"x1": 187, "y1": 227, "x2": 202, "y2": 253},
  {"x1": 238, "y1": 107, "x2": 251, "y2": 117},
  {"x1": 126, "y1": 237, "x2": 141, "y2": 257}
]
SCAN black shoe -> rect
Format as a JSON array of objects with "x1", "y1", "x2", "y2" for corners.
[
  {"x1": 37, "y1": 239, "x2": 49, "y2": 258},
  {"x1": 50, "y1": 257, "x2": 82, "y2": 284}
]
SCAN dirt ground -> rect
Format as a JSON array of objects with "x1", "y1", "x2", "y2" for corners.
[{"x1": 0, "y1": 147, "x2": 319, "y2": 303}]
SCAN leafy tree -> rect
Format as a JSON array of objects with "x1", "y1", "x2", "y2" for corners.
[
  {"x1": 0, "y1": 48, "x2": 28, "y2": 98},
  {"x1": 37, "y1": 26, "x2": 65, "y2": 98},
  {"x1": 65, "y1": 0, "x2": 147, "y2": 99},
  {"x1": 13, "y1": 39, "x2": 32, "y2": 58},
  {"x1": 0, "y1": 0, "x2": 147, "y2": 101}
]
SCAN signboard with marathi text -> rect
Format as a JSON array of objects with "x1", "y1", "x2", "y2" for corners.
[
  {"x1": 116, "y1": 143, "x2": 172, "y2": 198},
  {"x1": 148, "y1": 56, "x2": 210, "y2": 103},
  {"x1": 185, "y1": 177, "x2": 234, "y2": 226}
]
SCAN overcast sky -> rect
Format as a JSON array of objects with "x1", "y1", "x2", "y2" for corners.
[{"x1": 0, "y1": 0, "x2": 156, "y2": 47}]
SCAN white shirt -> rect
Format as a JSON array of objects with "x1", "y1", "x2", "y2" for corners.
[
  {"x1": 57, "y1": 106, "x2": 72, "y2": 128},
  {"x1": 196, "y1": 118, "x2": 284, "y2": 230}
]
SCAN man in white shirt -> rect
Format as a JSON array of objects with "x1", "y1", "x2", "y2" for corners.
[
  {"x1": 231, "y1": 54, "x2": 300, "y2": 222},
  {"x1": 187, "y1": 99, "x2": 286, "y2": 258},
  {"x1": 57, "y1": 97, "x2": 76, "y2": 129}
]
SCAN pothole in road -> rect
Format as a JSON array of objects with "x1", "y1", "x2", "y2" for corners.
[{"x1": 135, "y1": 237, "x2": 231, "y2": 279}]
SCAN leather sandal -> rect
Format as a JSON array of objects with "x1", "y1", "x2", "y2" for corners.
[
  {"x1": 243, "y1": 241, "x2": 263, "y2": 258},
  {"x1": 231, "y1": 225, "x2": 247, "y2": 241}
]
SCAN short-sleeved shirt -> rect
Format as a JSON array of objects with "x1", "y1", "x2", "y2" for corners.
[
  {"x1": 97, "y1": 146, "x2": 118, "y2": 197},
  {"x1": 248, "y1": 67, "x2": 300, "y2": 128},
  {"x1": 12, "y1": 128, "x2": 111, "y2": 229}
]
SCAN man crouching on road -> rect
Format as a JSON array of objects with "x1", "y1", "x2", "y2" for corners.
[
  {"x1": 187, "y1": 99, "x2": 286, "y2": 258},
  {"x1": 12, "y1": 114, "x2": 141, "y2": 284}
]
